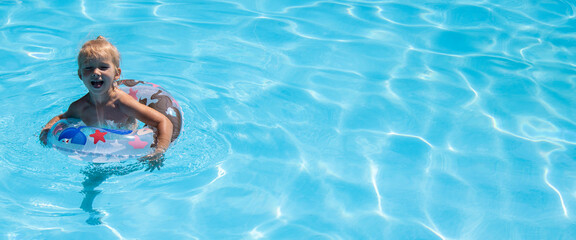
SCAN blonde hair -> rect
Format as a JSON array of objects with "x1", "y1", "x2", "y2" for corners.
[{"x1": 77, "y1": 36, "x2": 120, "y2": 73}]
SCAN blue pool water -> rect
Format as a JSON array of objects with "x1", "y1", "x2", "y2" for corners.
[{"x1": 1, "y1": 0, "x2": 576, "y2": 239}]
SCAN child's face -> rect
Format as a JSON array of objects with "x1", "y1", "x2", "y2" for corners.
[{"x1": 78, "y1": 57, "x2": 121, "y2": 94}]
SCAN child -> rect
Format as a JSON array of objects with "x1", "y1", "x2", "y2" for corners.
[{"x1": 40, "y1": 36, "x2": 173, "y2": 162}]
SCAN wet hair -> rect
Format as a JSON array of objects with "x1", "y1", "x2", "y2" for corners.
[{"x1": 77, "y1": 36, "x2": 120, "y2": 73}]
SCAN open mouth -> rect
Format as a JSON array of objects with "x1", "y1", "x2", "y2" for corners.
[{"x1": 91, "y1": 80, "x2": 104, "y2": 88}]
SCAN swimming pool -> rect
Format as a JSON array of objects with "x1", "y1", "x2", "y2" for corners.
[{"x1": 1, "y1": 0, "x2": 576, "y2": 239}]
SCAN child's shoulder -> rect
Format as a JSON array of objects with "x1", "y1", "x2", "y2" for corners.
[
  {"x1": 115, "y1": 88, "x2": 135, "y2": 102},
  {"x1": 115, "y1": 89, "x2": 142, "y2": 108},
  {"x1": 70, "y1": 94, "x2": 91, "y2": 107},
  {"x1": 64, "y1": 94, "x2": 90, "y2": 118}
]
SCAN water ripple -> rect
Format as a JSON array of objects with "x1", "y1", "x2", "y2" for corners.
[{"x1": 2, "y1": 0, "x2": 576, "y2": 238}]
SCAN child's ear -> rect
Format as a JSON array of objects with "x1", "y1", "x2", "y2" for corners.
[
  {"x1": 115, "y1": 68, "x2": 122, "y2": 80},
  {"x1": 78, "y1": 69, "x2": 81, "y2": 79}
]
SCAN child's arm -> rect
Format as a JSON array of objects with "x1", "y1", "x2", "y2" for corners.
[
  {"x1": 40, "y1": 109, "x2": 78, "y2": 145},
  {"x1": 39, "y1": 99, "x2": 83, "y2": 145},
  {"x1": 40, "y1": 114, "x2": 66, "y2": 145},
  {"x1": 118, "y1": 94, "x2": 174, "y2": 155}
]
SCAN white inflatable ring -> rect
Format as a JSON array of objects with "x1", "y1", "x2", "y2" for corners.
[{"x1": 47, "y1": 80, "x2": 182, "y2": 163}]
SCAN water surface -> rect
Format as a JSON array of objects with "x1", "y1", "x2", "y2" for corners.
[{"x1": 1, "y1": 0, "x2": 576, "y2": 239}]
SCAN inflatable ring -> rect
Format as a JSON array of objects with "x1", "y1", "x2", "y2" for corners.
[{"x1": 47, "y1": 80, "x2": 182, "y2": 163}]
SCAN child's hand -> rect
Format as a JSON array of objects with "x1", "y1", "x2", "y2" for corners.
[
  {"x1": 39, "y1": 128, "x2": 49, "y2": 146},
  {"x1": 139, "y1": 151, "x2": 165, "y2": 172}
]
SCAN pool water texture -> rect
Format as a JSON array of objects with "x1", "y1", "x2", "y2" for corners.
[{"x1": 1, "y1": 0, "x2": 576, "y2": 239}]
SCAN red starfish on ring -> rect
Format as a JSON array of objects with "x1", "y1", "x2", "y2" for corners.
[{"x1": 90, "y1": 129, "x2": 107, "y2": 144}]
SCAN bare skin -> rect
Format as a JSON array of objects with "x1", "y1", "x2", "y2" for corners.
[{"x1": 40, "y1": 57, "x2": 173, "y2": 162}]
